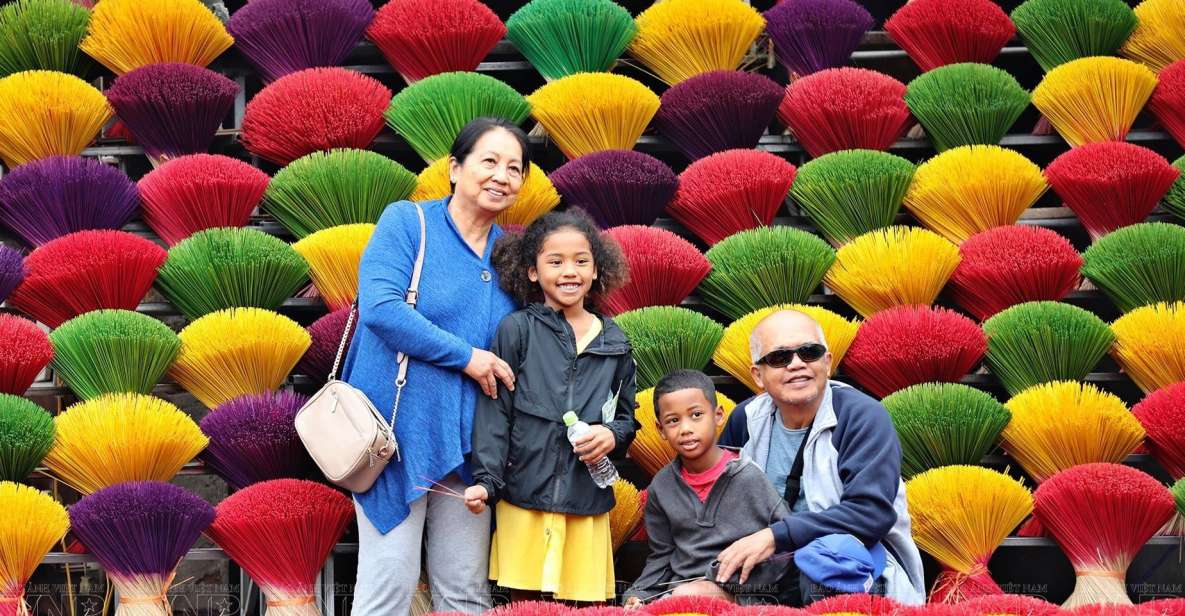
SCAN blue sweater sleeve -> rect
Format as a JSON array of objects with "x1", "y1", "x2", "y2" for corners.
[
  {"x1": 718, "y1": 397, "x2": 753, "y2": 449},
  {"x1": 357, "y1": 202, "x2": 473, "y2": 370},
  {"x1": 770, "y1": 393, "x2": 901, "y2": 552}
]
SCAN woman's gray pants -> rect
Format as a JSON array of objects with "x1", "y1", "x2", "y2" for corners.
[{"x1": 351, "y1": 475, "x2": 493, "y2": 615}]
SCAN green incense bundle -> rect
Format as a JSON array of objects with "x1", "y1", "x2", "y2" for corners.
[
  {"x1": 982, "y1": 301, "x2": 1115, "y2": 395},
  {"x1": 0, "y1": 393, "x2": 53, "y2": 483},
  {"x1": 1011, "y1": 0, "x2": 1137, "y2": 72},
  {"x1": 790, "y1": 149, "x2": 916, "y2": 246},
  {"x1": 905, "y1": 63, "x2": 1030, "y2": 152},
  {"x1": 1082, "y1": 223, "x2": 1185, "y2": 312},
  {"x1": 700, "y1": 226, "x2": 835, "y2": 320},
  {"x1": 507, "y1": 0, "x2": 637, "y2": 80},
  {"x1": 1164, "y1": 156, "x2": 1185, "y2": 222},
  {"x1": 49, "y1": 310, "x2": 180, "y2": 399},
  {"x1": 882, "y1": 383, "x2": 1011, "y2": 478},
  {"x1": 0, "y1": 0, "x2": 90, "y2": 77},
  {"x1": 615, "y1": 306, "x2": 723, "y2": 390}
]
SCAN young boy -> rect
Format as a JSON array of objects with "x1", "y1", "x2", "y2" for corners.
[{"x1": 623, "y1": 369, "x2": 790, "y2": 608}]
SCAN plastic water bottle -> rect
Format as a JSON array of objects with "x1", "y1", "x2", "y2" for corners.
[{"x1": 563, "y1": 412, "x2": 618, "y2": 488}]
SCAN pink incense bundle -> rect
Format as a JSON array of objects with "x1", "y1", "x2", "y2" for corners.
[
  {"x1": 600, "y1": 226, "x2": 709, "y2": 316},
  {"x1": 1139, "y1": 599, "x2": 1185, "y2": 615},
  {"x1": 366, "y1": 0, "x2": 505, "y2": 84},
  {"x1": 803, "y1": 593, "x2": 899, "y2": 615},
  {"x1": 884, "y1": 0, "x2": 1015, "y2": 71},
  {"x1": 642, "y1": 596, "x2": 735, "y2": 616},
  {"x1": 487, "y1": 602, "x2": 572, "y2": 616},
  {"x1": 723, "y1": 608, "x2": 808, "y2": 616},
  {"x1": 137, "y1": 154, "x2": 271, "y2": 246},
  {"x1": 843, "y1": 305, "x2": 986, "y2": 398},
  {"x1": 295, "y1": 308, "x2": 353, "y2": 382},
  {"x1": 1044, "y1": 142, "x2": 1180, "y2": 240},
  {"x1": 1148, "y1": 60, "x2": 1185, "y2": 149},
  {"x1": 205, "y1": 479, "x2": 353, "y2": 616},
  {"x1": 1034, "y1": 463, "x2": 1175, "y2": 608},
  {"x1": 1132, "y1": 382, "x2": 1185, "y2": 480},
  {"x1": 0, "y1": 314, "x2": 52, "y2": 396},
  {"x1": 949, "y1": 225, "x2": 1083, "y2": 321},
  {"x1": 667, "y1": 149, "x2": 796, "y2": 245},
  {"x1": 1065, "y1": 607, "x2": 1157, "y2": 616},
  {"x1": 959, "y1": 594, "x2": 1063, "y2": 616},
  {"x1": 779, "y1": 68, "x2": 911, "y2": 158}
]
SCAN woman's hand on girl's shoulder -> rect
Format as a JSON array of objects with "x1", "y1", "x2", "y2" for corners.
[
  {"x1": 573, "y1": 425, "x2": 616, "y2": 464},
  {"x1": 464, "y1": 348, "x2": 515, "y2": 398}
]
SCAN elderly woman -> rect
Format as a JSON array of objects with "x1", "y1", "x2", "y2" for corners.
[{"x1": 342, "y1": 117, "x2": 528, "y2": 615}]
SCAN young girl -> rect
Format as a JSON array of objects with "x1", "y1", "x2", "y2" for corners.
[{"x1": 465, "y1": 209, "x2": 639, "y2": 603}]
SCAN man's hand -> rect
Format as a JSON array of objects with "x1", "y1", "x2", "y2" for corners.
[
  {"x1": 715, "y1": 528, "x2": 776, "y2": 584},
  {"x1": 463, "y1": 485, "x2": 489, "y2": 514},
  {"x1": 623, "y1": 596, "x2": 643, "y2": 610},
  {"x1": 573, "y1": 425, "x2": 616, "y2": 464}
]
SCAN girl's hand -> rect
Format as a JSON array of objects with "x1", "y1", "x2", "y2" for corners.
[
  {"x1": 464, "y1": 348, "x2": 514, "y2": 398},
  {"x1": 573, "y1": 425, "x2": 616, "y2": 464},
  {"x1": 623, "y1": 597, "x2": 643, "y2": 610},
  {"x1": 463, "y1": 485, "x2": 489, "y2": 514}
]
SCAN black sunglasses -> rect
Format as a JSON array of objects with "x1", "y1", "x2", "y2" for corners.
[{"x1": 757, "y1": 343, "x2": 828, "y2": 368}]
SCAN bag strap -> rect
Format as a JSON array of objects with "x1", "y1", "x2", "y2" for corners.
[{"x1": 783, "y1": 425, "x2": 811, "y2": 507}]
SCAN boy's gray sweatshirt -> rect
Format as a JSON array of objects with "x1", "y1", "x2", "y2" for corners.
[{"x1": 624, "y1": 456, "x2": 790, "y2": 601}]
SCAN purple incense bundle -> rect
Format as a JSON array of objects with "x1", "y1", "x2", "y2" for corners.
[
  {"x1": 200, "y1": 391, "x2": 316, "y2": 490},
  {"x1": 549, "y1": 150, "x2": 678, "y2": 229},
  {"x1": 68, "y1": 481, "x2": 214, "y2": 616},
  {"x1": 105, "y1": 63, "x2": 238, "y2": 163},
  {"x1": 0, "y1": 156, "x2": 139, "y2": 248},
  {"x1": 764, "y1": 0, "x2": 874, "y2": 77},
  {"x1": 297, "y1": 308, "x2": 352, "y2": 383},
  {"x1": 0, "y1": 245, "x2": 24, "y2": 304},
  {"x1": 654, "y1": 70, "x2": 784, "y2": 161},
  {"x1": 227, "y1": 0, "x2": 375, "y2": 83}
]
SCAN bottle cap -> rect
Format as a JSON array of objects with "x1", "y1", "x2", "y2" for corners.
[{"x1": 562, "y1": 411, "x2": 578, "y2": 426}]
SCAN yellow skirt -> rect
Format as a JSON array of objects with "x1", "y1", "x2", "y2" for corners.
[{"x1": 489, "y1": 501, "x2": 616, "y2": 602}]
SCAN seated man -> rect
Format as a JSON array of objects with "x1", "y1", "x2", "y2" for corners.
[{"x1": 714, "y1": 310, "x2": 926, "y2": 606}]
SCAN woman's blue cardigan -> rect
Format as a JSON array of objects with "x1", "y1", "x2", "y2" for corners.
[{"x1": 342, "y1": 197, "x2": 516, "y2": 533}]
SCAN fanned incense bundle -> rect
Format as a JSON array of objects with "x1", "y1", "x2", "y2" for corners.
[
  {"x1": 982, "y1": 302, "x2": 1114, "y2": 395},
  {"x1": 7, "y1": 230, "x2": 166, "y2": 328},
  {"x1": 885, "y1": 0, "x2": 1015, "y2": 71},
  {"x1": 549, "y1": 150, "x2": 677, "y2": 228},
  {"x1": 0, "y1": 156, "x2": 139, "y2": 248},
  {"x1": 296, "y1": 308, "x2": 351, "y2": 382},
  {"x1": 410, "y1": 158, "x2": 560, "y2": 227},
  {"x1": 763, "y1": 0, "x2": 873, "y2": 78},
  {"x1": 882, "y1": 383, "x2": 1010, "y2": 478},
  {"x1": 0, "y1": 482, "x2": 68, "y2": 614},
  {"x1": 699, "y1": 226, "x2": 835, "y2": 321},
  {"x1": 713, "y1": 304, "x2": 859, "y2": 393},
  {"x1": 1011, "y1": 0, "x2": 1136, "y2": 72},
  {"x1": 843, "y1": 305, "x2": 986, "y2": 398},
  {"x1": 292, "y1": 223, "x2": 375, "y2": 312},
  {"x1": 1081, "y1": 223, "x2": 1185, "y2": 311},
  {"x1": 366, "y1": 0, "x2": 505, "y2": 84},
  {"x1": 906, "y1": 466, "x2": 1032, "y2": 603},
  {"x1": 43, "y1": 393, "x2": 208, "y2": 494},
  {"x1": 1132, "y1": 382, "x2": 1185, "y2": 479},
  {"x1": 1032, "y1": 57, "x2": 1157, "y2": 147},
  {"x1": 137, "y1": 154, "x2": 270, "y2": 246},
  {"x1": 171, "y1": 308, "x2": 310, "y2": 409},
  {"x1": 157, "y1": 228, "x2": 310, "y2": 320},
  {"x1": 631, "y1": 387, "x2": 736, "y2": 476},
  {"x1": 904, "y1": 146, "x2": 1048, "y2": 243},
  {"x1": 0, "y1": 70, "x2": 110, "y2": 168},
  {"x1": 614, "y1": 307, "x2": 723, "y2": 390},
  {"x1": 264, "y1": 150, "x2": 416, "y2": 239},
  {"x1": 0, "y1": 315, "x2": 52, "y2": 396},
  {"x1": 723, "y1": 609, "x2": 807, "y2": 616},
  {"x1": 69, "y1": 481, "x2": 214, "y2": 616},
  {"x1": 789, "y1": 150, "x2": 916, "y2": 247},
  {"x1": 241, "y1": 68, "x2": 392, "y2": 165},
  {"x1": 644, "y1": 596, "x2": 736, "y2": 616},
  {"x1": 105, "y1": 63, "x2": 238, "y2": 163},
  {"x1": 79, "y1": 0, "x2": 232, "y2": 74},
  {"x1": 779, "y1": 68, "x2": 911, "y2": 158},
  {"x1": 1035, "y1": 463, "x2": 1174, "y2": 607},
  {"x1": 628, "y1": 0, "x2": 764, "y2": 85},
  {"x1": 667, "y1": 149, "x2": 796, "y2": 246},
  {"x1": 1111, "y1": 301, "x2": 1185, "y2": 393},
  {"x1": 609, "y1": 478, "x2": 643, "y2": 552},
  {"x1": 528, "y1": 73, "x2": 659, "y2": 159},
  {"x1": 1002, "y1": 381, "x2": 1143, "y2": 483},
  {"x1": 905, "y1": 64, "x2": 1031, "y2": 152},
  {"x1": 489, "y1": 602, "x2": 574, "y2": 616},
  {"x1": 960, "y1": 594, "x2": 1063, "y2": 616},
  {"x1": 803, "y1": 594, "x2": 899, "y2": 615},
  {"x1": 0, "y1": 395, "x2": 52, "y2": 483},
  {"x1": 49, "y1": 310, "x2": 180, "y2": 400},
  {"x1": 1140, "y1": 599, "x2": 1185, "y2": 616},
  {"x1": 824, "y1": 226, "x2": 960, "y2": 317},
  {"x1": 950, "y1": 226, "x2": 1083, "y2": 321},
  {"x1": 0, "y1": 246, "x2": 23, "y2": 305},
  {"x1": 201, "y1": 391, "x2": 315, "y2": 490},
  {"x1": 601, "y1": 226, "x2": 709, "y2": 316},
  {"x1": 655, "y1": 70, "x2": 784, "y2": 161},
  {"x1": 0, "y1": 0, "x2": 90, "y2": 77},
  {"x1": 206, "y1": 479, "x2": 354, "y2": 616},
  {"x1": 227, "y1": 0, "x2": 374, "y2": 83},
  {"x1": 1150, "y1": 61, "x2": 1185, "y2": 149},
  {"x1": 1121, "y1": 0, "x2": 1185, "y2": 72},
  {"x1": 384, "y1": 72, "x2": 531, "y2": 163},
  {"x1": 1169, "y1": 156, "x2": 1185, "y2": 221},
  {"x1": 506, "y1": 0, "x2": 636, "y2": 81},
  {"x1": 1044, "y1": 142, "x2": 1179, "y2": 240}
]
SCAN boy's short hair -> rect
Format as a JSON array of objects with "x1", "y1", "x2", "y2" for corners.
[{"x1": 652, "y1": 369, "x2": 717, "y2": 420}]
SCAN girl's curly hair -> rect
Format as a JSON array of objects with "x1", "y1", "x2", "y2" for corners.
[{"x1": 492, "y1": 208, "x2": 628, "y2": 308}]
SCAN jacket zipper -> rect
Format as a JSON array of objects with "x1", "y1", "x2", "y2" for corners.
[{"x1": 552, "y1": 320, "x2": 578, "y2": 510}]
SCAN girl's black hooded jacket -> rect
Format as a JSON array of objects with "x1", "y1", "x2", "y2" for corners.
[{"x1": 471, "y1": 303, "x2": 639, "y2": 515}]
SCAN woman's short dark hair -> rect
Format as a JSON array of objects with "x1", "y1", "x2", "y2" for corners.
[
  {"x1": 492, "y1": 208, "x2": 628, "y2": 309},
  {"x1": 449, "y1": 117, "x2": 531, "y2": 175}
]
